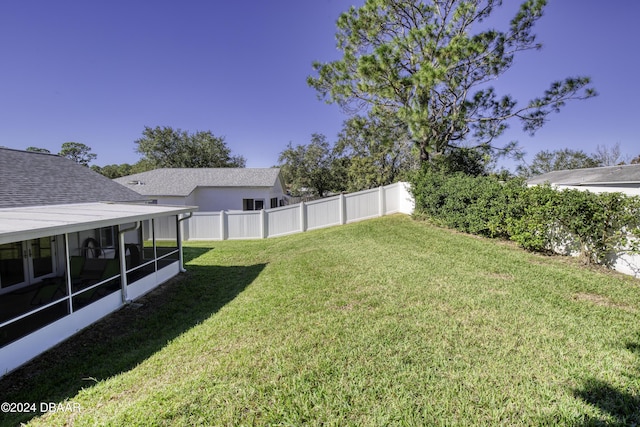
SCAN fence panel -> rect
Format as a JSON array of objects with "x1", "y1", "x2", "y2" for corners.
[
  {"x1": 384, "y1": 183, "x2": 400, "y2": 214},
  {"x1": 189, "y1": 212, "x2": 222, "y2": 240},
  {"x1": 345, "y1": 188, "x2": 380, "y2": 223},
  {"x1": 267, "y1": 204, "x2": 302, "y2": 237},
  {"x1": 306, "y1": 196, "x2": 342, "y2": 230},
  {"x1": 152, "y1": 216, "x2": 177, "y2": 240},
  {"x1": 227, "y1": 210, "x2": 262, "y2": 240}
]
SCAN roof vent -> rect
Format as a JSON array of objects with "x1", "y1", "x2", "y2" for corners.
[{"x1": 127, "y1": 180, "x2": 144, "y2": 185}]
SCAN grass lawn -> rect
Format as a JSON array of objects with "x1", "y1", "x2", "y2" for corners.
[{"x1": 2, "y1": 215, "x2": 640, "y2": 425}]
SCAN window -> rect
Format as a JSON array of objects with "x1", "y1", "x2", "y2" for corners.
[
  {"x1": 0, "y1": 237, "x2": 56, "y2": 292},
  {"x1": 0, "y1": 242, "x2": 25, "y2": 289},
  {"x1": 243, "y1": 199, "x2": 265, "y2": 211},
  {"x1": 270, "y1": 198, "x2": 278, "y2": 208},
  {"x1": 30, "y1": 237, "x2": 54, "y2": 279},
  {"x1": 99, "y1": 226, "x2": 116, "y2": 249}
]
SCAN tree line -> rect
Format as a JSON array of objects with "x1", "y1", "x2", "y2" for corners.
[
  {"x1": 24, "y1": 127, "x2": 639, "y2": 200},
  {"x1": 24, "y1": 126, "x2": 247, "y2": 179}
]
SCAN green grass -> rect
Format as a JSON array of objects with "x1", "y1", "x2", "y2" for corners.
[{"x1": 2, "y1": 215, "x2": 640, "y2": 425}]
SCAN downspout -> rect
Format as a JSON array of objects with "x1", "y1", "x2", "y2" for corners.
[
  {"x1": 118, "y1": 221, "x2": 141, "y2": 304},
  {"x1": 178, "y1": 212, "x2": 193, "y2": 273}
]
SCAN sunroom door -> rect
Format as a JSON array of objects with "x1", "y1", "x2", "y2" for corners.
[
  {"x1": 27, "y1": 237, "x2": 55, "y2": 282},
  {"x1": 0, "y1": 238, "x2": 56, "y2": 293}
]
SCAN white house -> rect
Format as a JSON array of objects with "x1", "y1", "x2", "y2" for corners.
[
  {"x1": 528, "y1": 164, "x2": 640, "y2": 277},
  {"x1": 114, "y1": 168, "x2": 287, "y2": 211},
  {"x1": 0, "y1": 148, "x2": 196, "y2": 376},
  {"x1": 527, "y1": 164, "x2": 640, "y2": 193}
]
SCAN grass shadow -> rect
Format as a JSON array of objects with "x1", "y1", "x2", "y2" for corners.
[
  {"x1": 569, "y1": 339, "x2": 640, "y2": 426},
  {"x1": 0, "y1": 246, "x2": 265, "y2": 426},
  {"x1": 573, "y1": 378, "x2": 640, "y2": 426}
]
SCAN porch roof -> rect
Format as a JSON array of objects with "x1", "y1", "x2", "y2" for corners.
[{"x1": 0, "y1": 202, "x2": 197, "y2": 245}]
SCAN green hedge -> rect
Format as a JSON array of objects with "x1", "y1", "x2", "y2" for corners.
[{"x1": 410, "y1": 170, "x2": 640, "y2": 266}]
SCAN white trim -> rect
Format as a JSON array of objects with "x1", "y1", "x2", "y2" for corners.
[
  {"x1": 553, "y1": 185, "x2": 640, "y2": 196},
  {"x1": 128, "y1": 262, "x2": 179, "y2": 301},
  {"x1": 0, "y1": 292, "x2": 121, "y2": 377},
  {"x1": 0, "y1": 202, "x2": 197, "y2": 245}
]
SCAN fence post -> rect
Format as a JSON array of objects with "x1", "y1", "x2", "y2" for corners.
[
  {"x1": 379, "y1": 186, "x2": 386, "y2": 217},
  {"x1": 261, "y1": 209, "x2": 267, "y2": 239},
  {"x1": 300, "y1": 201, "x2": 307, "y2": 232},
  {"x1": 220, "y1": 210, "x2": 227, "y2": 240},
  {"x1": 340, "y1": 194, "x2": 346, "y2": 225},
  {"x1": 400, "y1": 182, "x2": 414, "y2": 215}
]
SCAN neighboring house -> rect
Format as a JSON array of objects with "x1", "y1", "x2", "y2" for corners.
[
  {"x1": 527, "y1": 164, "x2": 640, "y2": 191},
  {"x1": 527, "y1": 163, "x2": 640, "y2": 278},
  {"x1": 0, "y1": 148, "x2": 196, "y2": 376},
  {"x1": 114, "y1": 168, "x2": 287, "y2": 211}
]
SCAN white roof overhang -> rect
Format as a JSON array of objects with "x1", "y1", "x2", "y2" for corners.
[{"x1": 0, "y1": 202, "x2": 198, "y2": 245}]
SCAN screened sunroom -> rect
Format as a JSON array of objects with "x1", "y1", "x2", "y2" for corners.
[{"x1": 0, "y1": 202, "x2": 195, "y2": 376}]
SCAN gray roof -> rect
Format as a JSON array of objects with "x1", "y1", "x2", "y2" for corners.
[
  {"x1": 527, "y1": 164, "x2": 640, "y2": 186},
  {"x1": 114, "y1": 168, "x2": 283, "y2": 196},
  {"x1": 0, "y1": 148, "x2": 144, "y2": 208}
]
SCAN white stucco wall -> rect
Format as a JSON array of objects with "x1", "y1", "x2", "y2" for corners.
[
  {"x1": 153, "y1": 196, "x2": 189, "y2": 206},
  {"x1": 191, "y1": 187, "x2": 285, "y2": 211},
  {"x1": 147, "y1": 187, "x2": 285, "y2": 211}
]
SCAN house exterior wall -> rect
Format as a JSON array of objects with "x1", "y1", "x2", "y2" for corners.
[
  {"x1": 152, "y1": 196, "x2": 189, "y2": 206},
  {"x1": 536, "y1": 184, "x2": 640, "y2": 278},
  {"x1": 191, "y1": 187, "x2": 285, "y2": 211},
  {"x1": 146, "y1": 186, "x2": 286, "y2": 211}
]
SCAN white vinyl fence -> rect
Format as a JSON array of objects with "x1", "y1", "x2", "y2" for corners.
[
  {"x1": 157, "y1": 180, "x2": 640, "y2": 279},
  {"x1": 168, "y1": 182, "x2": 414, "y2": 241}
]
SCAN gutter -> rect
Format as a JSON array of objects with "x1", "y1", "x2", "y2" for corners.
[{"x1": 571, "y1": 181, "x2": 640, "y2": 186}]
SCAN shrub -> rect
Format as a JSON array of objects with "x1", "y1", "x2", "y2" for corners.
[
  {"x1": 554, "y1": 189, "x2": 640, "y2": 264},
  {"x1": 411, "y1": 170, "x2": 526, "y2": 238},
  {"x1": 410, "y1": 169, "x2": 640, "y2": 267},
  {"x1": 506, "y1": 183, "x2": 559, "y2": 253}
]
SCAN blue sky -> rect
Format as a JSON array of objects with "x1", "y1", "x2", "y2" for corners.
[{"x1": 0, "y1": 1, "x2": 638, "y2": 171}]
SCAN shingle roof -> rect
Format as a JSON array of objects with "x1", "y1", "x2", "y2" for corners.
[
  {"x1": 114, "y1": 168, "x2": 283, "y2": 196},
  {"x1": 0, "y1": 148, "x2": 144, "y2": 208},
  {"x1": 527, "y1": 164, "x2": 640, "y2": 186}
]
